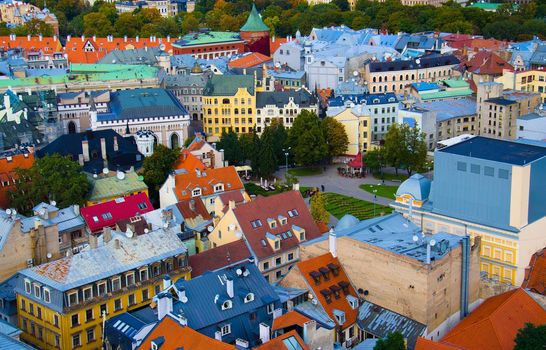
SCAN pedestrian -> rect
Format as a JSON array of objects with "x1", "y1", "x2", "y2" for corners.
[{"x1": 321, "y1": 184, "x2": 325, "y2": 192}]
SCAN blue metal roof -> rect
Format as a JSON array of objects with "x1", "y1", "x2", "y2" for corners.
[
  {"x1": 414, "y1": 99, "x2": 477, "y2": 122},
  {"x1": 411, "y1": 82, "x2": 438, "y2": 91},
  {"x1": 396, "y1": 174, "x2": 431, "y2": 201},
  {"x1": 439, "y1": 136, "x2": 546, "y2": 166},
  {"x1": 105, "y1": 313, "x2": 149, "y2": 350},
  {"x1": 0, "y1": 333, "x2": 34, "y2": 349}
]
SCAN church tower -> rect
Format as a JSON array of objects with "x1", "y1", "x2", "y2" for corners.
[{"x1": 240, "y1": 4, "x2": 270, "y2": 56}]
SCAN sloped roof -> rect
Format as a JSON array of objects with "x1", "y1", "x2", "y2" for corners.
[
  {"x1": 522, "y1": 247, "x2": 546, "y2": 295},
  {"x1": 136, "y1": 315, "x2": 236, "y2": 350},
  {"x1": 232, "y1": 191, "x2": 322, "y2": 260},
  {"x1": 463, "y1": 51, "x2": 512, "y2": 76},
  {"x1": 256, "y1": 89, "x2": 317, "y2": 108},
  {"x1": 174, "y1": 150, "x2": 207, "y2": 174},
  {"x1": 415, "y1": 338, "x2": 463, "y2": 350},
  {"x1": 172, "y1": 166, "x2": 244, "y2": 201},
  {"x1": 254, "y1": 330, "x2": 309, "y2": 350},
  {"x1": 240, "y1": 4, "x2": 269, "y2": 32},
  {"x1": 188, "y1": 239, "x2": 251, "y2": 277},
  {"x1": 440, "y1": 288, "x2": 546, "y2": 350},
  {"x1": 228, "y1": 52, "x2": 272, "y2": 68},
  {"x1": 175, "y1": 197, "x2": 211, "y2": 222},
  {"x1": 272, "y1": 310, "x2": 311, "y2": 331},
  {"x1": 204, "y1": 74, "x2": 255, "y2": 96},
  {"x1": 88, "y1": 171, "x2": 148, "y2": 202},
  {"x1": 396, "y1": 174, "x2": 431, "y2": 201},
  {"x1": 0, "y1": 152, "x2": 33, "y2": 208},
  {"x1": 81, "y1": 192, "x2": 153, "y2": 233},
  {"x1": 296, "y1": 253, "x2": 359, "y2": 330}
]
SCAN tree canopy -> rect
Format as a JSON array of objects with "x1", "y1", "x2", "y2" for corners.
[
  {"x1": 8, "y1": 154, "x2": 89, "y2": 215},
  {"x1": 310, "y1": 192, "x2": 330, "y2": 224},
  {"x1": 373, "y1": 332, "x2": 406, "y2": 350},
  {"x1": 288, "y1": 110, "x2": 328, "y2": 166},
  {"x1": 141, "y1": 144, "x2": 180, "y2": 205},
  {"x1": 383, "y1": 123, "x2": 427, "y2": 176},
  {"x1": 514, "y1": 323, "x2": 546, "y2": 350}
]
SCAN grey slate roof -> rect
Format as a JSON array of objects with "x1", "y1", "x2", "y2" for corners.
[
  {"x1": 204, "y1": 75, "x2": 255, "y2": 96},
  {"x1": 368, "y1": 54, "x2": 460, "y2": 73},
  {"x1": 98, "y1": 47, "x2": 162, "y2": 65},
  {"x1": 164, "y1": 74, "x2": 207, "y2": 88},
  {"x1": 256, "y1": 89, "x2": 317, "y2": 108}
]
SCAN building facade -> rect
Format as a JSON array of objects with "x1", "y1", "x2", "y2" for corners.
[
  {"x1": 165, "y1": 74, "x2": 206, "y2": 121},
  {"x1": 326, "y1": 105, "x2": 372, "y2": 155},
  {"x1": 172, "y1": 32, "x2": 246, "y2": 58},
  {"x1": 57, "y1": 91, "x2": 110, "y2": 135}
]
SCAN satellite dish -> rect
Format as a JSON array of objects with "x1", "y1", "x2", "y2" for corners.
[
  {"x1": 311, "y1": 299, "x2": 318, "y2": 305},
  {"x1": 275, "y1": 62, "x2": 280, "y2": 68},
  {"x1": 207, "y1": 226, "x2": 214, "y2": 232},
  {"x1": 93, "y1": 173, "x2": 98, "y2": 178},
  {"x1": 125, "y1": 229, "x2": 134, "y2": 238},
  {"x1": 235, "y1": 231, "x2": 242, "y2": 239},
  {"x1": 6, "y1": 209, "x2": 11, "y2": 215},
  {"x1": 429, "y1": 239, "x2": 436, "y2": 247},
  {"x1": 51, "y1": 201, "x2": 56, "y2": 207},
  {"x1": 181, "y1": 296, "x2": 188, "y2": 303},
  {"x1": 163, "y1": 222, "x2": 169, "y2": 228},
  {"x1": 12, "y1": 209, "x2": 16, "y2": 215},
  {"x1": 102, "y1": 167, "x2": 109, "y2": 175},
  {"x1": 47, "y1": 252, "x2": 52, "y2": 259},
  {"x1": 412, "y1": 235, "x2": 419, "y2": 242},
  {"x1": 236, "y1": 268, "x2": 242, "y2": 276},
  {"x1": 353, "y1": 70, "x2": 358, "y2": 77},
  {"x1": 416, "y1": 59, "x2": 421, "y2": 65},
  {"x1": 160, "y1": 43, "x2": 166, "y2": 51},
  {"x1": 144, "y1": 228, "x2": 149, "y2": 234},
  {"x1": 116, "y1": 171, "x2": 125, "y2": 180}
]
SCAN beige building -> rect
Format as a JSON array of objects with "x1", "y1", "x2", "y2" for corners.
[
  {"x1": 57, "y1": 90, "x2": 110, "y2": 134},
  {"x1": 477, "y1": 82, "x2": 541, "y2": 140},
  {"x1": 326, "y1": 105, "x2": 372, "y2": 156},
  {"x1": 299, "y1": 213, "x2": 481, "y2": 340},
  {"x1": 208, "y1": 191, "x2": 323, "y2": 283},
  {"x1": 495, "y1": 68, "x2": 546, "y2": 103},
  {"x1": 364, "y1": 55, "x2": 460, "y2": 94}
]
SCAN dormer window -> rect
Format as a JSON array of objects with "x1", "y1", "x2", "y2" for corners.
[
  {"x1": 299, "y1": 231, "x2": 305, "y2": 241},
  {"x1": 250, "y1": 219, "x2": 262, "y2": 229},
  {"x1": 333, "y1": 310, "x2": 346, "y2": 325},
  {"x1": 320, "y1": 289, "x2": 332, "y2": 304},
  {"x1": 287, "y1": 209, "x2": 299, "y2": 217},
  {"x1": 214, "y1": 184, "x2": 224, "y2": 192},
  {"x1": 267, "y1": 218, "x2": 277, "y2": 229},
  {"x1": 278, "y1": 215, "x2": 287, "y2": 225},
  {"x1": 222, "y1": 300, "x2": 232, "y2": 310},
  {"x1": 192, "y1": 188, "x2": 202, "y2": 197},
  {"x1": 244, "y1": 293, "x2": 254, "y2": 303},
  {"x1": 347, "y1": 295, "x2": 359, "y2": 309},
  {"x1": 310, "y1": 271, "x2": 321, "y2": 285},
  {"x1": 274, "y1": 240, "x2": 280, "y2": 250}
]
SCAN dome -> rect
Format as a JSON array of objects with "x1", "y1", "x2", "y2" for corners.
[
  {"x1": 136, "y1": 129, "x2": 154, "y2": 140},
  {"x1": 396, "y1": 174, "x2": 431, "y2": 201},
  {"x1": 335, "y1": 214, "x2": 359, "y2": 231},
  {"x1": 191, "y1": 62, "x2": 203, "y2": 74}
]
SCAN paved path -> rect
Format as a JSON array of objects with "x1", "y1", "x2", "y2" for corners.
[{"x1": 275, "y1": 165, "x2": 399, "y2": 206}]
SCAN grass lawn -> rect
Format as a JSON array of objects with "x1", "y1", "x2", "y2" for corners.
[
  {"x1": 322, "y1": 192, "x2": 392, "y2": 220},
  {"x1": 372, "y1": 172, "x2": 408, "y2": 181},
  {"x1": 288, "y1": 167, "x2": 322, "y2": 176},
  {"x1": 359, "y1": 184, "x2": 398, "y2": 199}
]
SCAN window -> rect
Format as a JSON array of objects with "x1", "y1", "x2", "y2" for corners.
[
  {"x1": 97, "y1": 282, "x2": 107, "y2": 296},
  {"x1": 101, "y1": 212, "x2": 112, "y2": 220},
  {"x1": 111, "y1": 277, "x2": 121, "y2": 291},
  {"x1": 456, "y1": 161, "x2": 467, "y2": 172},
  {"x1": 24, "y1": 279, "x2": 31, "y2": 294},
  {"x1": 37, "y1": 307, "x2": 42, "y2": 319},
  {"x1": 287, "y1": 209, "x2": 299, "y2": 217},
  {"x1": 100, "y1": 304, "x2": 107, "y2": 317},
  {"x1": 142, "y1": 289, "x2": 149, "y2": 301},
  {"x1": 498, "y1": 169, "x2": 509, "y2": 179},
  {"x1": 267, "y1": 303, "x2": 275, "y2": 314},
  {"x1": 221, "y1": 324, "x2": 231, "y2": 336},
  {"x1": 244, "y1": 293, "x2": 254, "y2": 303},
  {"x1": 139, "y1": 269, "x2": 148, "y2": 282},
  {"x1": 276, "y1": 270, "x2": 282, "y2": 279},
  {"x1": 288, "y1": 253, "x2": 294, "y2": 261},
  {"x1": 43, "y1": 288, "x2": 51, "y2": 303},
  {"x1": 222, "y1": 300, "x2": 232, "y2": 310},
  {"x1": 53, "y1": 314, "x2": 59, "y2": 327},
  {"x1": 29, "y1": 303, "x2": 34, "y2": 315},
  {"x1": 72, "y1": 333, "x2": 81, "y2": 348},
  {"x1": 250, "y1": 219, "x2": 262, "y2": 229},
  {"x1": 83, "y1": 287, "x2": 92, "y2": 301},
  {"x1": 274, "y1": 240, "x2": 280, "y2": 250},
  {"x1": 192, "y1": 188, "x2": 202, "y2": 197},
  {"x1": 470, "y1": 164, "x2": 480, "y2": 174},
  {"x1": 87, "y1": 328, "x2": 95, "y2": 342},
  {"x1": 275, "y1": 257, "x2": 282, "y2": 266},
  {"x1": 214, "y1": 184, "x2": 224, "y2": 192},
  {"x1": 71, "y1": 314, "x2": 79, "y2": 327},
  {"x1": 86, "y1": 309, "x2": 93, "y2": 322},
  {"x1": 114, "y1": 299, "x2": 122, "y2": 311},
  {"x1": 263, "y1": 262, "x2": 269, "y2": 270},
  {"x1": 128, "y1": 294, "x2": 136, "y2": 306},
  {"x1": 126, "y1": 273, "x2": 135, "y2": 286},
  {"x1": 484, "y1": 166, "x2": 494, "y2": 177},
  {"x1": 33, "y1": 284, "x2": 41, "y2": 299},
  {"x1": 68, "y1": 292, "x2": 79, "y2": 306},
  {"x1": 137, "y1": 202, "x2": 148, "y2": 210}
]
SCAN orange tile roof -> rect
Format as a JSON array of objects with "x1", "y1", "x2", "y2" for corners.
[
  {"x1": 0, "y1": 153, "x2": 34, "y2": 208},
  {"x1": 415, "y1": 338, "x2": 465, "y2": 350},
  {"x1": 270, "y1": 37, "x2": 288, "y2": 56},
  {"x1": 228, "y1": 52, "x2": 272, "y2": 68},
  {"x1": 439, "y1": 288, "x2": 546, "y2": 350},
  {"x1": 272, "y1": 310, "x2": 311, "y2": 331},
  {"x1": 136, "y1": 315, "x2": 236, "y2": 350},
  {"x1": 65, "y1": 36, "x2": 174, "y2": 63},
  {"x1": 463, "y1": 51, "x2": 513, "y2": 76},
  {"x1": 254, "y1": 330, "x2": 309, "y2": 350},
  {"x1": 172, "y1": 165, "x2": 244, "y2": 201},
  {"x1": 0, "y1": 36, "x2": 63, "y2": 54},
  {"x1": 522, "y1": 247, "x2": 546, "y2": 295},
  {"x1": 174, "y1": 150, "x2": 207, "y2": 173},
  {"x1": 297, "y1": 253, "x2": 359, "y2": 330}
]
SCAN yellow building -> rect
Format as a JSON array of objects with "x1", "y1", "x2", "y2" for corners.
[
  {"x1": 86, "y1": 170, "x2": 149, "y2": 206},
  {"x1": 326, "y1": 105, "x2": 372, "y2": 156},
  {"x1": 15, "y1": 227, "x2": 191, "y2": 350},
  {"x1": 495, "y1": 69, "x2": 546, "y2": 103},
  {"x1": 203, "y1": 74, "x2": 256, "y2": 140}
]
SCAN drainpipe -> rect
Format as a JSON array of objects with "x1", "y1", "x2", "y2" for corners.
[{"x1": 460, "y1": 235, "x2": 470, "y2": 319}]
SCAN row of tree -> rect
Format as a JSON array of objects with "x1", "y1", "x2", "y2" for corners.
[
  {"x1": 9, "y1": 0, "x2": 546, "y2": 41},
  {"x1": 217, "y1": 110, "x2": 348, "y2": 178}
]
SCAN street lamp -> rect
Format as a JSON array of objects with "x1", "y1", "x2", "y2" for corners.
[{"x1": 282, "y1": 147, "x2": 291, "y2": 176}]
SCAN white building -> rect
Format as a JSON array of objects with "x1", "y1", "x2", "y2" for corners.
[
  {"x1": 57, "y1": 91, "x2": 110, "y2": 134},
  {"x1": 517, "y1": 110, "x2": 546, "y2": 141}
]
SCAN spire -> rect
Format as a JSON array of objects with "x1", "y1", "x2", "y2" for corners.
[
  {"x1": 125, "y1": 120, "x2": 130, "y2": 135},
  {"x1": 240, "y1": 3, "x2": 269, "y2": 32},
  {"x1": 89, "y1": 93, "x2": 96, "y2": 112}
]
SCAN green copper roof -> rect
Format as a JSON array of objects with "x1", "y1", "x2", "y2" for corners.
[
  {"x1": 173, "y1": 31, "x2": 243, "y2": 48},
  {"x1": 442, "y1": 79, "x2": 469, "y2": 89},
  {"x1": 419, "y1": 89, "x2": 474, "y2": 101},
  {"x1": 88, "y1": 171, "x2": 148, "y2": 202},
  {"x1": 204, "y1": 75, "x2": 255, "y2": 96},
  {"x1": 240, "y1": 4, "x2": 269, "y2": 32}
]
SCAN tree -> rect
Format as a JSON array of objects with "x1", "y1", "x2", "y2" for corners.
[
  {"x1": 364, "y1": 148, "x2": 385, "y2": 174},
  {"x1": 332, "y1": 0, "x2": 350, "y2": 11},
  {"x1": 9, "y1": 154, "x2": 89, "y2": 215},
  {"x1": 374, "y1": 332, "x2": 405, "y2": 350},
  {"x1": 383, "y1": 123, "x2": 403, "y2": 175},
  {"x1": 514, "y1": 323, "x2": 546, "y2": 350},
  {"x1": 289, "y1": 111, "x2": 328, "y2": 166},
  {"x1": 262, "y1": 119, "x2": 288, "y2": 166},
  {"x1": 83, "y1": 12, "x2": 113, "y2": 36},
  {"x1": 310, "y1": 192, "x2": 330, "y2": 224},
  {"x1": 400, "y1": 124, "x2": 427, "y2": 176},
  {"x1": 180, "y1": 13, "x2": 200, "y2": 34},
  {"x1": 255, "y1": 140, "x2": 277, "y2": 178},
  {"x1": 141, "y1": 144, "x2": 180, "y2": 205},
  {"x1": 322, "y1": 117, "x2": 349, "y2": 160},
  {"x1": 22, "y1": 19, "x2": 55, "y2": 36},
  {"x1": 217, "y1": 129, "x2": 244, "y2": 165}
]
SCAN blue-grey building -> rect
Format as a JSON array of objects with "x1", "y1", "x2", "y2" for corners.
[{"x1": 393, "y1": 136, "x2": 546, "y2": 286}]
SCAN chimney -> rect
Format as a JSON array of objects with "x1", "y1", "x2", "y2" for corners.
[
  {"x1": 157, "y1": 293, "x2": 173, "y2": 320},
  {"x1": 226, "y1": 278, "x2": 234, "y2": 298},
  {"x1": 136, "y1": 35, "x2": 139, "y2": 42},
  {"x1": 4, "y1": 94, "x2": 10, "y2": 112},
  {"x1": 67, "y1": 34, "x2": 71, "y2": 41},
  {"x1": 39, "y1": 34, "x2": 42, "y2": 41},
  {"x1": 114, "y1": 239, "x2": 120, "y2": 249},
  {"x1": 78, "y1": 154, "x2": 84, "y2": 166},
  {"x1": 124, "y1": 35, "x2": 127, "y2": 42},
  {"x1": 27, "y1": 34, "x2": 30, "y2": 41},
  {"x1": 228, "y1": 200, "x2": 235, "y2": 210},
  {"x1": 73, "y1": 204, "x2": 80, "y2": 216},
  {"x1": 177, "y1": 287, "x2": 187, "y2": 303},
  {"x1": 163, "y1": 275, "x2": 172, "y2": 290},
  {"x1": 292, "y1": 183, "x2": 300, "y2": 191},
  {"x1": 89, "y1": 234, "x2": 98, "y2": 249},
  {"x1": 215, "y1": 331, "x2": 222, "y2": 341},
  {"x1": 113, "y1": 136, "x2": 119, "y2": 152},
  {"x1": 329, "y1": 227, "x2": 337, "y2": 258},
  {"x1": 259, "y1": 323, "x2": 270, "y2": 343},
  {"x1": 103, "y1": 226, "x2": 112, "y2": 243},
  {"x1": 100, "y1": 137, "x2": 107, "y2": 160},
  {"x1": 82, "y1": 140, "x2": 90, "y2": 162},
  {"x1": 303, "y1": 320, "x2": 317, "y2": 344},
  {"x1": 189, "y1": 200, "x2": 195, "y2": 211}
]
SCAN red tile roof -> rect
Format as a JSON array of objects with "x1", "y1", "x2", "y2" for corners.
[
  {"x1": 218, "y1": 190, "x2": 247, "y2": 213},
  {"x1": 176, "y1": 197, "x2": 212, "y2": 221},
  {"x1": 81, "y1": 192, "x2": 153, "y2": 233},
  {"x1": 272, "y1": 310, "x2": 311, "y2": 331},
  {"x1": 463, "y1": 51, "x2": 513, "y2": 76},
  {"x1": 232, "y1": 191, "x2": 322, "y2": 260},
  {"x1": 188, "y1": 239, "x2": 251, "y2": 277},
  {"x1": 296, "y1": 253, "x2": 359, "y2": 330},
  {"x1": 254, "y1": 330, "x2": 309, "y2": 350},
  {"x1": 522, "y1": 247, "x2": 546, "y2": 295},
  {"x1": 438, "y1": 288, "x2": 546, "y2": 350},
  {"x1": 0, "y1": 36, "x2": 63, "y2": 56},
  {"x1": 270, "y1": 37, "x2": 288, "y2": 56},
  {"x1": 415, "y1": 338, "x2": 464, "y2": 350},
  {"x1": 228, "y1": 52, "x2": 272, "y2": 68},
  {"x1": 0, "y1": 152, "x2": 34, "y2": 208},
  {"x1": 116, "y1": 216, "x2": 150, "y2": 236},
  {"x1": 136, "y1": 314, "x2": 236, "y2": 350},
  {"x1": 172, "y1": 166, "x2": 244, "y2": 201}
]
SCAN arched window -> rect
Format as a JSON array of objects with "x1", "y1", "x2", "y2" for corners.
[
  {"x1": 248, "y1": 108, "x2": 252, "y2": 114},
  {"x1": 68, "y1": 121, "x2": 76, "y2": 134},
  {"x1": 222, "y1": 98, "x2": 229, "y2": 104},
  {"x1": 379, "y1": 76, "x2": 382, "y2": 82},
  {"x1": 170, "y1": 133, "x2": 179, "y2": 149},
  {"x1": 234, "y1": 108, "x2": 239, "y2": 115},
  {"x1": 373, "y1": 77, "x2": 376, "y2": 83}
]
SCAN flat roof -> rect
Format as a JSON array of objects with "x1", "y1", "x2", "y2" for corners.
[{"x1": 439, "y1": 136, "x2": 546, "y2": 165}]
